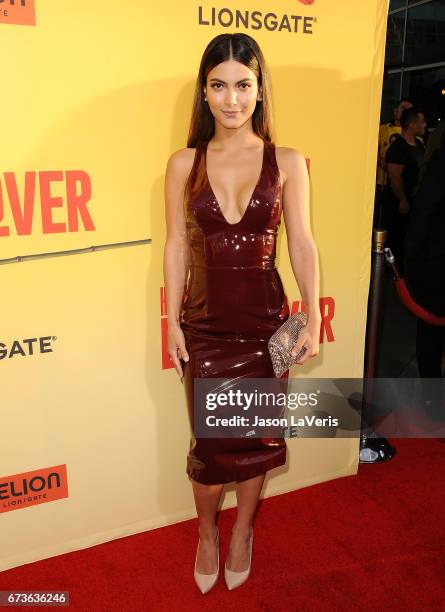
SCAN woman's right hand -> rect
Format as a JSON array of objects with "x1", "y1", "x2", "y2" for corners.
[{"x1": 168, "y1": 321, "x2": 189, "y2": 382}]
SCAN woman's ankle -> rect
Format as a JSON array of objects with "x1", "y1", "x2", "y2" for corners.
[
  {"x1": 198, "y1": 524, "x2": 218, "y2": 540},
  {"x1": 231, "y1": 522, "x2": 252, "y2": 538}
]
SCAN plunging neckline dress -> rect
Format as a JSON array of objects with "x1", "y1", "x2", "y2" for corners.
[{"x1": 180, "y1": 138, "x2": 290, "y2": 484}]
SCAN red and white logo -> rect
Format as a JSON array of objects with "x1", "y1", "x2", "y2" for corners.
[{"x1": 0, "y1": 0, "x2": 36, "y2": 26}]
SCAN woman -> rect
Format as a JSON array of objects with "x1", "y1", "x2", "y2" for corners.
[{"x1": 163, "y1": 33, "x2": 321, "y2": 593}]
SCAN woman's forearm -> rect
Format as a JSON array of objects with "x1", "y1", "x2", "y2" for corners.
[
  {"x1": 163, "y1": 237, "x2": 189, "y2": 326},
  {"x1": 287, "y1": 238, "x2": 321, "y2": 326}
]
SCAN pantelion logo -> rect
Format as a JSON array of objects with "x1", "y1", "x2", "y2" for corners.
[
  {"x1": 0, "y1": 465, "x2": 68, "y2": 513},
  {"x1": 0, "y1": 0, "x2": 36, "y2": 26}
]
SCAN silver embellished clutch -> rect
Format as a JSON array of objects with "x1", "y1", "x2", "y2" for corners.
[{"x1": 268, "y1": 312, "x2": 308, "y2": 377}]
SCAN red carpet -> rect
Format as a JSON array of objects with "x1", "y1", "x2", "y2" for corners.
[{"x1": 1, "y1": 438, "x2": 445, "y2": 611}]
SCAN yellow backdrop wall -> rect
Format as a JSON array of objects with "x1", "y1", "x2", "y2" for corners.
[{"x1": 0, "y1": 0, "x2": 387, "y2": 571}]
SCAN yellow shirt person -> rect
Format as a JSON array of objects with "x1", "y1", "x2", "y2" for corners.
[{"x1": 377, "y1": 124, "x2": 402, "y2": 187}]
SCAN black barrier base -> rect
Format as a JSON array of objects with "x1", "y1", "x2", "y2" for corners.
[{"x1": 359, "y1": 434, "x2": 396, "y2": 463}]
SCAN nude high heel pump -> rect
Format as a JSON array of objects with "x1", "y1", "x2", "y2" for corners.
[
  {"x1": 194, "y1": 527, "x2": 219, "y2": 594},
  {"x1": 224, "y1": 528, "x2": 253, "y2": 591}
]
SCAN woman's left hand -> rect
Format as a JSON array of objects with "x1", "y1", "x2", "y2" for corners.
[{"x1": 290, "y1": 319, "x2": 321, "y2": 365}]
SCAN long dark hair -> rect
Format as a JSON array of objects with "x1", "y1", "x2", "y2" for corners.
[{"x1": 186, "y1": 33, "x2": 274, "y2": 148}]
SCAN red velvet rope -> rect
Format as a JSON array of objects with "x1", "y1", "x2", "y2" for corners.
[
  {"x1": 384, "y1": 249, "x2": 445, "y2": 326},
  {"x1": 393, "y1": 278, "x2": 445, "y2": 326}
]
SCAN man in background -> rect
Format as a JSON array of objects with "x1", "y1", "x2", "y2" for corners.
[
  {"x1": 383, "y1": 107, "x2": 426, "y2": 269},
  {"x1": 377, "y1": 98, "x2": 413, "y2": 191},
  {"x1": 373, "y1": 99, "x2": 413, "y2": 228}
]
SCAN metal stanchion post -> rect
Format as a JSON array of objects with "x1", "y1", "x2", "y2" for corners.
[{"x1": 360, "y1": 228, "x2": 396, "y2": 463}]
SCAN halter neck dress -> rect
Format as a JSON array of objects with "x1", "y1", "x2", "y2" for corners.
[{"x1": 180, "y1": 138, "x2": 290, "y2": 484}]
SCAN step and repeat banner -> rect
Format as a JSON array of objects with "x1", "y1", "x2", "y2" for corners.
[{"x1": 0, "y1": 0, "x2": 387, "y2": 570}]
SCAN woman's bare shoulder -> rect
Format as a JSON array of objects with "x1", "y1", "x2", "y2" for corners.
[
  {"x1": 166, "y1": 147, "x2": 197, "y2": 178},
  {"x1": 275, "y1": 146, "x2": 306, "y2": 166},
  {"x1": 275, "y1": 146, "x2": 307, "y2": 183}
]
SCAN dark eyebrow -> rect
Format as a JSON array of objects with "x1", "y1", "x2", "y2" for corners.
[{"x1": 208, "y1": 78, "x2": 253, "y2": 84}]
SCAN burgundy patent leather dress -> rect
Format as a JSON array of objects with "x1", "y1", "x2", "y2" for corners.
[{"x1": 180, "y1": 138, "x2": 290, "y2": 485}]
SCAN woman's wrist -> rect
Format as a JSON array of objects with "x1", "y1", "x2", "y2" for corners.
[
  {"x1": 167, "y1": 316, "x2": 181, "y2": 328},
  {"x1": 305, "y1": 310, "x2": 321, "y2": 328}
]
